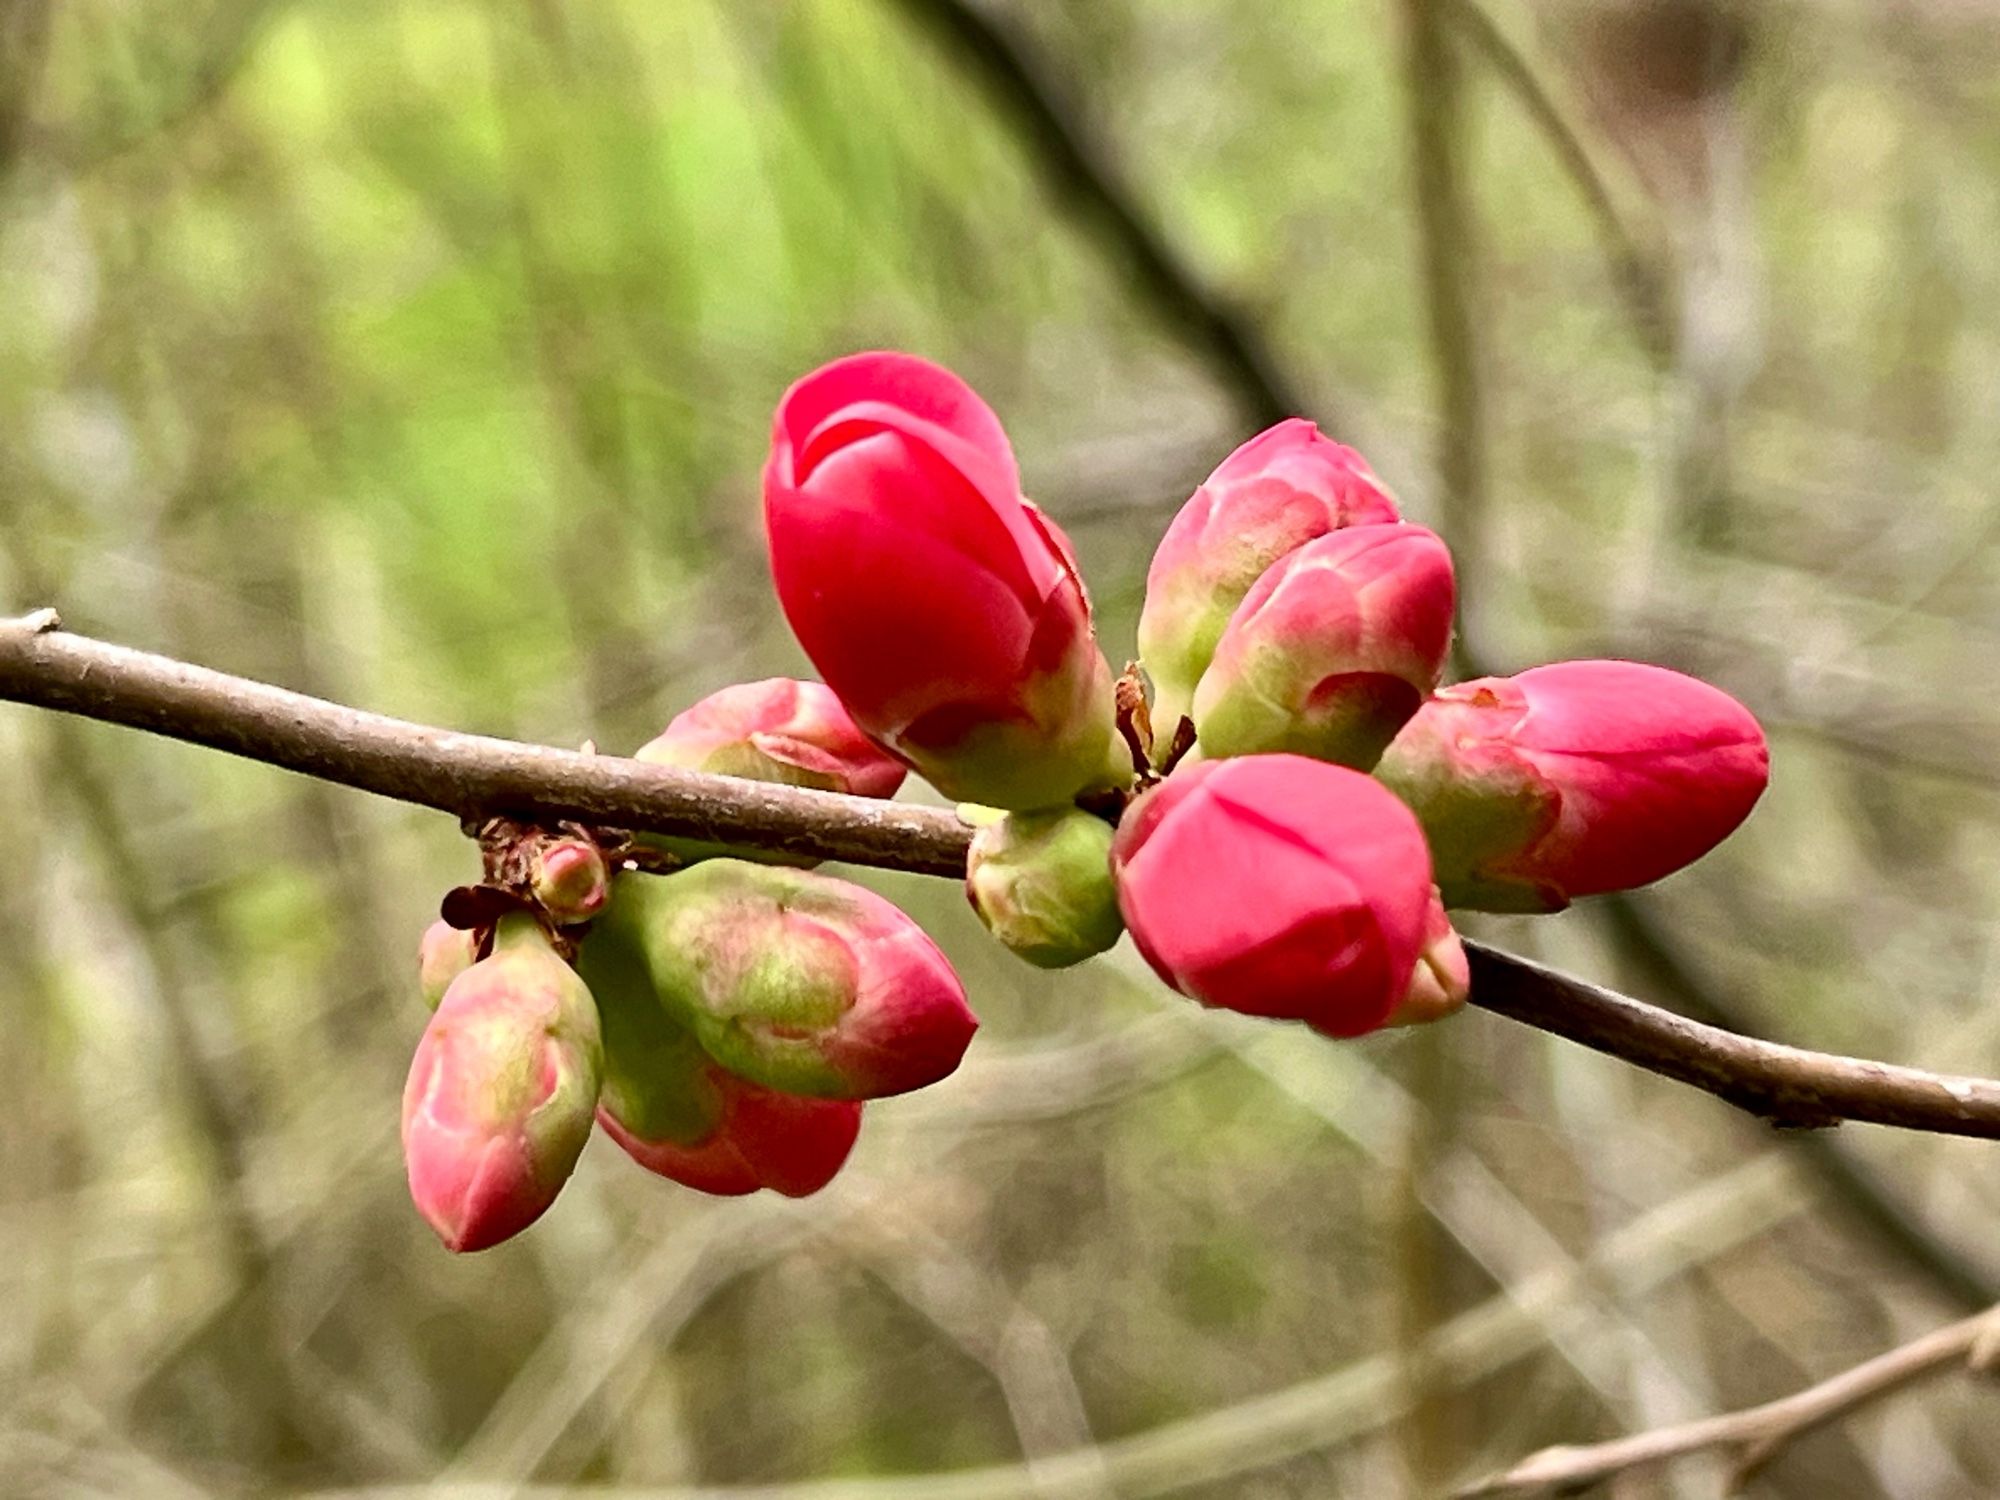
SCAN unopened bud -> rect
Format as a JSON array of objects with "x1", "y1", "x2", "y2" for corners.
[
  {"x1": 637, "y1": 678, "x2": 906, "y2": 798},
  {"x1": 1375, "y1": 660, "x2": 1769, "y2": 911},
  {"x1": 530, "y1": 838, "x2": 610, "y2": 925},
  {"x1": 418, "y1": 919, "x2": 479, "y2": 1011},
  {"x1": 635, "y1": 861, "x2": 977, "y2": 1099},
  {"x1": 597, "y1": 1078, "x2": 862, "y2": 1199},
  {"x1": 1192, "y1": 523, "x2": 1454, "y2": 768},
  {"x1": 1138, "y1": 420, "x2": 1400, "y2": 734},
  {"x1": 763, "y1": 353, "x2": 1119, "y2": 809},
  {"x1": 1112, "y1": 754, "x2": 1434, "y2": 1038},
  {"x1": 581, "y1": 894, "x2": 861, "y2": 1197},
  {"x1": 401, "y1": 915, "x2": 603, "y2": 1252},
  {"x1": 965, "y1": 808, "x2": 1122, "y2": 968}
]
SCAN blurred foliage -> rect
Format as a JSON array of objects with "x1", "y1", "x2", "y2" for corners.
[{"x1": 2, "y1": 0, "x2": 1999, "y2": 1495}]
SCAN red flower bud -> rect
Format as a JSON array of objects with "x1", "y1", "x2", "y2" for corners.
[
  {"x1": 1112, "y1": 754, "x2": 1434, "y2": 1038},
  {"x1": 530, "y1": 838, "x2": 610, "y2": 925},
  {"x1": 402, "y1": 917, "x2": 602, "y2": 1252},
  {"x1": 418, "y1": 918, "x2": 478, "y2": 1011},
  {"x1": 597, "y1": 1073, "x2": 862, "y2": 1199},
  {"x1": 1139, "y1": 420, "x2": 1400, "y2": 734},
  {"x1": 636, "y1": 678, "x2": 905, "y2": 799},
  {"x1": 1375, "y1": 660, "x2": 1770, "y2": 911},
  {"x1": 1192, "y1": 522, "x2": 1455, "y2": 767},
  {"x1": 763, "y1": 352, "x2": 1117, "y2": 808},
  {"x1": 637, "y1": 861, "x2": 977, "y2": 1099},
  {"x1": 583, "y1": 880, "x2": 865, "y2": 1198}
]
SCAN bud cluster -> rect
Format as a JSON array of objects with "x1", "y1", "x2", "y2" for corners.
[
  {"x1": 1115, "y1": 417, "x2": 1768, "y2": 1032},
  {"x1": 393, "y1": 352, "x2": 1771, "y2": 1255},
  {"x1": 399, "y1": 677, "x2": 975, "y2": 1251}
]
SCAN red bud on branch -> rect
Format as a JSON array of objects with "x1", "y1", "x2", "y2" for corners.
[
  {"x1": 1113, "y1": 754, "x2": 1434, "y2": 1038},
  {"x1": 402, "y1": 916, "x2": 602, "y2": 1251},
  {"x1": 764, "y1": 352, "x2": 1118, "y2": 808}
]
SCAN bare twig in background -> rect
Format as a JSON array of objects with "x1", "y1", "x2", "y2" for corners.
[
  {"x1": 1445, "y1": 0, "x2": 1675, "y2": 366},
  {"x1": 1196, "y1": 994, "x2": 1722, "y2": 1456},
  {"x1": 0, "y1": 2, "x2": 54, "y2": 177},
  {"x1": 1394, "y1": 0, "x2": 1488, "y2": 1475},
  {"x1": 295, "y1": 1153, "x2": 1812, "y2": 1500},
  {"x1": 848, "y1": 1213, "x2": 1108, "y2": 1486},
  {"x1": 1458, "y1": 1303, "x2": 2000, "y2": 1496},
  {"x1": 878, "y1": 0, "x2": 1307, "y2": 429},
  {"x1": 442, "y1": 1195, "x2": 854, "y2": 1485},
  {"x1": 1380, "y1": 14, "x2": 1993, "y2": 1471},
  {"x1": 1398, "y1": 0, "x2": 1489, "y2": 576},
  {"x1": 5, "y1": 0, "x2": 287, "y2": 182},
  {"x1": 8, "y1": 610, "x2": 2000, "y2": 1145}
]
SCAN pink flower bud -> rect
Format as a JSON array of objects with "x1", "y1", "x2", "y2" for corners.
[
  {"x1": 597, "y1": 1073, "x2": 862, "y2": 1199},
  {"x1": 1112, "y1": 754, "x2": 1434, "y2": 1038},
  {"x1": 636, "y1": 678, "x2": 905, "y2": 799},
  {"x1": 402, "y1": 916, "x2": 603, "y2": 1252},
  {"x1": 585, "y1": 882, "x2": 863, "y2": 1197},
  {"x1": 1138, "y1": 420, "x2": 1400, "y2": 735},
  {"x1": 1375, "y1": 660, "x2": 1770, "y2": 911},
  {"x1": 1383, "y1": 891, "x2": 1470, "y2": 1028},
  {"x1": 530, "y1": 838, "x2": 610, "y2": 925},
  {"x1": 763, "y1": 352, "x2": 1118, "y2": 809},
  {"x1": 1192, "y1": 523, "x2": 1455, "y2": 767},
  {"x1": 418, "y1": 919, "x2": 479, "y2": 1011},
  {"x1": 965, "y1": 807, "x2": 1123, "y2": 969},
  {"x1": 638, "y1": 861, "x2": 977, "y2": 1099}
]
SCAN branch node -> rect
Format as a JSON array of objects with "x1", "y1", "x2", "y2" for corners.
[
  {"x1": 1965, "y1": 1311, "x2": 2000, "y2": 1374},
  {"x1": 6, "y1": 607, "x2": 62, "y2": 635},
  {"x1": 1114, "y1": 663, "x2": 1156, "y2": 781}
]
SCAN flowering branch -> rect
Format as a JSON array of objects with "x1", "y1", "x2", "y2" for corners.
[
  {"x1": 1458, "y1": 1304, "x2": 2000, "y2": 1496},
  {"x1": 6, "y1": 608, "x2": 2000, "y2": 1140},
  {"x1": 0, "y1": 610, "x2": 970, "y2": 876}
]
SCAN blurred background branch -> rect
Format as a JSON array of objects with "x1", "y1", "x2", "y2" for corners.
[
  {"x1": 878, "y1": 0, "x2": 1310, "y2": 429},
  {"x1": 1462, "y1": 1302, "x2": 2000, "y2": 1496}
]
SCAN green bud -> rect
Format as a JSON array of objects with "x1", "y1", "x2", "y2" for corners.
[
  {"x1": 965, "y1": 807, "x2": 1123, "y2": 968},
  {"x1": 574, "y1": 886, "x2": 727, "y2": 1146},
  {"x1": 530, "y1": 838, "x2": 610, "y2": 925}
]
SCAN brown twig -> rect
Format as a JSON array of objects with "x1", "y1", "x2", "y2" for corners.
[
  {"x1": 0, "y1": 609, "x2": 970, "y2": 877},
  {"x1": 1461, "y1": 941, "x2": 2000, "y2": 1136},
  {"x1": 1458, "y1": 1304, "x2": 2000, "y2": 1496},
  {"x1": 7, "y1": 611, "x2": 2000, "y2": 1142}
]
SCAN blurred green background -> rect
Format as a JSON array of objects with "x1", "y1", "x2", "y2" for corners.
[{"x1": 3, "y1": 0, "x2": 2000, "y2": 1495}]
